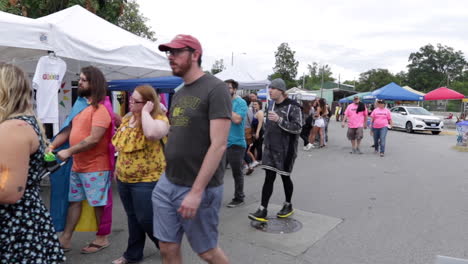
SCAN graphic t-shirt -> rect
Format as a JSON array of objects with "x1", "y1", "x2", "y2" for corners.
[
  {"x1": 70, "y1": 104, "x2": 111, "y2": 173},
  {"x1": 228, "y1": 96, "x2": 247, "y2": 148},
  {"x1": 371, "y1": 108, "x2": 392, "y2": 128},
  {"x1": 165, "y1": 74, "x2": 232, "y2": 187},
  {"x1": 344, "y1": 103, "x2": 368, "y2": 128},
  {"x1": 33, "y1": 56, "x2": 67, "y2": 123}
]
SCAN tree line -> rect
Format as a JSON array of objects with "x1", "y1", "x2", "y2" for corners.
[{"x1": 212, "y1": 42, "x2": 468, "y2": 95}]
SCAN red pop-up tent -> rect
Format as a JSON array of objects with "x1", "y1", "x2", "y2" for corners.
[{"x1": 424, "y1": 87, "x2": 465, "y2": 100}]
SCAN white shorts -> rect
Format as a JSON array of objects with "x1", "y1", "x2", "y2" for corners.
[{"x1": 314, "y1": 118, "x2": 325, "y2": 128}]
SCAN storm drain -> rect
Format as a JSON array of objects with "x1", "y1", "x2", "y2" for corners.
[{"x1": 250, "y1": 218, "x2": 303, "y2": 234}]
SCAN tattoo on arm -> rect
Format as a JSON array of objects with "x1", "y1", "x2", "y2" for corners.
[
  {"x1": 78, "y1": 140, "x2": 88, "y2": 146},
  {"x1": 17, "y1": 186, "x2": 24, "y2": 192},
  {"x1": 0, "y1": 165, "x2": 11, "y2": 191}
]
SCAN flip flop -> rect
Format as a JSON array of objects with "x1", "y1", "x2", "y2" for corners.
[
  {"x1": 80, "y1": 242, "x2": 110, "y2": 254},
  {"x1": 61, "y1": 246, "x2": 72, "y2": 253}
]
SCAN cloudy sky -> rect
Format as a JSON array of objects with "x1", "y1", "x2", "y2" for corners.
[{"x1": 138, "y1": 0, "x2": 468, "y2": 82}]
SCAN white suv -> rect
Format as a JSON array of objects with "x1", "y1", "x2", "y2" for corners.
[{"x1": 390, "y1": 106, "x2": 443, "y2": 135}]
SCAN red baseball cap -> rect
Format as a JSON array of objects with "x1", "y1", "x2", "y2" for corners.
[{"x1": 158, "y1": 34, "x2": 202, "y2": 54}]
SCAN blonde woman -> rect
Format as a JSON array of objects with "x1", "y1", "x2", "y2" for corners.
[
  {"x1": 111, "y1": 85, "x2": 169, "y2": 264},
  {"x1": 0, "y1": 63, "x2": 65, "y2": 263}
]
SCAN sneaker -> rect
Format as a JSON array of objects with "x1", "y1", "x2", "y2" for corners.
[
  {"x1": 356, "y1": 148, "x2": 363, "y2": 154},
  {"x1": 227, "y1": 199, "x2": 245, "y2": 208},
  {"x1": 277, "y1": 203, "x2": 295, "y2": 218},
  {"x1": 350, "y1": 148, "x2": 356, "y2": 154},
  {"x1": 250, "y1": 161, "x2": 260, "y2": 167},
  {"x1": 248, "y1": 207, "x2": 268, "y2": 222},
  {"x1": 245, "y1": 167, "x2": 254, "y2": 175},
  {"x1": 380, "y1": 152, "x2": 384, "y2": 157},
  {"x1": 303, "y1": 143, "x2": 314, "y2": 151}
]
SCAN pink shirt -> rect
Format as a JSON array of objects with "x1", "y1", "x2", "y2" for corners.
[
  {"x1": 344, "y1": 103, "x2": 367, "y2": 128},
  {"x1": 370, "y1": 108, "x2": 392, "y2": 128}
]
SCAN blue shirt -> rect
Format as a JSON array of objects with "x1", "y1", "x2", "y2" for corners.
[{"x1": 228, "y1": 96, "x2": 247, "y2": 148}]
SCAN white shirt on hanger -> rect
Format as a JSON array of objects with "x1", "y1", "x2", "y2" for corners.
[{"x1": 33, "y1": 55, "x2": 67, "y2": 123}]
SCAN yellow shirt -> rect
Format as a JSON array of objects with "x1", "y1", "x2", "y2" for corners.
[{"x1": 112, "y1": 114, "x2": 168, "y2": 183}]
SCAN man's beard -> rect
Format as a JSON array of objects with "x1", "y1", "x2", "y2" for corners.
[
  {"x1": 171, "y1": 56, "x2": 192, "y2": 77},
  {"x1": 78, "y1": 86, "x2": 91, "y2": 97}
]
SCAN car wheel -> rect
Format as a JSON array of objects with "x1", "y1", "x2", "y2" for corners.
[
  {"x1": 405, "y1": 122, "x2": 413, "y2": 133},
  {"x1": 432, "y1": 131, "x2": 441, "y2": 135}
]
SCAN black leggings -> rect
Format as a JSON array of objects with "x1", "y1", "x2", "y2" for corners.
[{"x1": 261, "y1": 169, "x2": 294, "y2": 208}]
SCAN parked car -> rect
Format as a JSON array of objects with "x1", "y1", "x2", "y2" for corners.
[{"x1": 390, "y1": 106, "x2": 443, "y2": 135}]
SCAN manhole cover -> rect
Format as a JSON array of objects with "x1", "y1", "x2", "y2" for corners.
[{"x1": 250, "y1": 218, "x2": 303, "y2": 234}]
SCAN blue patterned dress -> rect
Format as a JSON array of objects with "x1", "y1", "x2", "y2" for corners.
[{"x1": 0, "y1": 116, "x2": 65, "y2": 264}]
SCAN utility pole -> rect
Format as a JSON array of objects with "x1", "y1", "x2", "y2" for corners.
[
  {"x1": 302, "y1": 72, "x2": 305, "y2": 89},
  {"x1": 231, "y1": 51, "x2": 234, "y2": 66},
  {"x1": 320, "y1": 65, "x2": 324, "y2": 98}
]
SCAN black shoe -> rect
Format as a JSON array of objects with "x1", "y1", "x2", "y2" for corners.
[
  {"x1": 277, "y1": 203, "x2": 295, "y2": 218},
  {"x1": 248, "y1": 208, "x2": 268, "y2": 222},
  {"x1": 227, "y1": 199, "x2": 244, "y2": 208}
]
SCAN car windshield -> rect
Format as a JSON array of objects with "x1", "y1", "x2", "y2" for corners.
[{"x1": 407, "y1": 107, "x2": 432, "y2": 115}]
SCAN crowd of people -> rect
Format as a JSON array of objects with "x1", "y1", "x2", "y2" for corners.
[{"x1": 0, "y1": 34, "x2": 394, "y2": 264}]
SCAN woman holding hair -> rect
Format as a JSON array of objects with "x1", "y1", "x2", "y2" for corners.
[
  {"x1": 306, "y1": 98, "x2": 328, "y2": 149},
  {"x1": 370, "y1": 99, "x2": 392, "y2": 157},
  {"x1": 0, "y1": 63, "x2": 65, "y2": 263},
  {"x1": 111, "y1": 85, "x2": 169, "y2": 264},
  {"x1": 250, "y1": 100, "x2": 265, "y2": 161}
]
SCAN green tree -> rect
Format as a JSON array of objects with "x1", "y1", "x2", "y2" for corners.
[
  {"x1": 355, "y1": 68, "x2": 398, "y2": 92},
  {"x1": 210, "y1": 59, "x2": 226, "y2": 75},
  {"x1": 407, "y1": 43, "x2": 467, "y2": 91},
  {"x1": 297, "y1": 62, "x2": 335, "y2": 90},
  {"x1": 0, "y1": 0, "x2": 155, "y2": 40},
  {"x1": 269, "y1": 42, "x2": 299, "y2": 88},
  {"x1": 117, "y1": 0, "x2": 155, "y2": 40}
]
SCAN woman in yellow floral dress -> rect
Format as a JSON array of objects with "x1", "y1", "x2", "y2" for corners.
[{"x1": 111, "y1": 85, "x2": 169, "y2": 264}]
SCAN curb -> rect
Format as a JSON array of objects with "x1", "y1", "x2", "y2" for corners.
[{"x1": 441, "y1": 130, "x2": 457, "y2": 136}]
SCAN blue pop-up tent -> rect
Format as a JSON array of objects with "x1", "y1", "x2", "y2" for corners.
[
  {"x1": 339, "y1": 92, "x2": 374, "y2": 103},
  {"x1": 371, "y1": 82, "x2": 424, "y2": 101},
  {"x1": 108, "y1": 76, "x2": 183, "y2": 93}
]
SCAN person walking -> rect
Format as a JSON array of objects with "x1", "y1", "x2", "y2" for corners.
[
  {"x1": 342, "y1": 96, "x2": 367, "y2": 154},
  {"x1": 111, "y1": 85, "x2": 169, "y2": 264},
  {"x1": 224, "y1": 79, "x2": 248, "y2": 208},
  {"x1": 370, "y1": 100, "x2": 392, "y2": 157},
  {"x1": 307, "y1": 98, "x2": 328, "y2": 149},
  {"x1": 248, "y1": 78, "x2": 303, "y2": 222},
  {"x1": 0, "y1": 63, "x2": 66, "y2": 263},
  {"x1": 49, "y1": 66, "x2": 113, "y2": 253},
  {"x1": 153, "y1": 34, "x2": 230, "y2": 263},
  {"x1": 250, "y1": 100, "x2": 265, "y2": 161}
]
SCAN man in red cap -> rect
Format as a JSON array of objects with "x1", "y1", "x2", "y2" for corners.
[{"x1": 152, "y1": 34, "x2": 231, "y2": 263}]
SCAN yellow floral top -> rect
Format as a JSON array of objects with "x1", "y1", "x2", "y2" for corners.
[{"x1": 112, "y1": 113, "x2": 168, "y2": 183}]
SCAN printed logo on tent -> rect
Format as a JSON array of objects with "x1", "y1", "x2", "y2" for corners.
[
  {"x1": 42, "y1": 73, "x2": 61, "y2": 80},
  {"x1": 40, "y1": 33, "x2": 48, "y2": 43}
]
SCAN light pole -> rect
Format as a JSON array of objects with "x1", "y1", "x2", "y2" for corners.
[{"x1": 231, "y1": 52, "x2": 247, "y2": 66}]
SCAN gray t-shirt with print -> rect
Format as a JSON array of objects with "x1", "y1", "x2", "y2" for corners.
[{"x1": 165, "y1": 74, "x2": 232, "y2": 187}]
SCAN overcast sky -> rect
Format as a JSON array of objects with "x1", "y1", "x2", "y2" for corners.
[{"x1": 138, "y1": 0, "x2": 468, "y2": 82}]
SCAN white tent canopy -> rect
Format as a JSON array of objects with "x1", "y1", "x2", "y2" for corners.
[
  {"x1": 0, "y1": 11, "x2": 53, "y2": 64},
  {"x1": 215, "y1": 65, "x2": 269, "y2": 90},
  {"x1": 0, "y1": 5, "x2": 171, "y2": 79}
]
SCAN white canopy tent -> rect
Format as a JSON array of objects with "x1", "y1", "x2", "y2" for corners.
[
  {"x1": 0, "y1": 5, "x2": 171, "y2": 79},
  {"x1": 214, "y1": 65, "x2": 269, "y2": 90},
  {"x1": 0, "y1": 11, "x2": 53, "y2": 65}
]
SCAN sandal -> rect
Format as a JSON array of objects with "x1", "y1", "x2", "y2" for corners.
[{"x1": 80, "y1": 242, "x2": 110, "y2": 254}]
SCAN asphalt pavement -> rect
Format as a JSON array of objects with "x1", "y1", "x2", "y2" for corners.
[{"x1": 41, "y1": 121, "x2": 468, "y2": 264}]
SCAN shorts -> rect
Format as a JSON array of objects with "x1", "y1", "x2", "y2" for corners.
[
  {"x1": 69, "y1": 170, "x2": 111, "y2": 206},
  {"x1": 347, "y1": 127, "x2": 364, "y2": 140},
  {"x1": 314, "y1": 118, "x2": 325, "y2": 128},
  {"x1": 152, "y1": 174, "x2": 223, "y2": 254}
]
